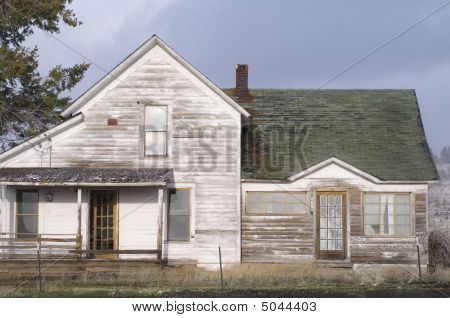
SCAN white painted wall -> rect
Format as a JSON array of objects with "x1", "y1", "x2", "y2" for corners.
[
  {"x1": 0, "y1": 42, "x2": 242, "y2": 266},
  {"x1": 118, "y1": 187, "x2": 159, "y2": 259}
]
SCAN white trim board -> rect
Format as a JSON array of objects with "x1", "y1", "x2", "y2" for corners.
[{"x1": 242, "y1": 157, "x2": 431, "y2": 185}]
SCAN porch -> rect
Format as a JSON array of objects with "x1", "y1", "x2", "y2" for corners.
[
  {"x1": 0, "y1": 232, "x2": 162, "y2": 275},
  {"x1": 0, "y1": 168, "x2": 173, "y2": 266}
]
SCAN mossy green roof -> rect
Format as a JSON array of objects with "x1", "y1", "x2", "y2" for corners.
[{"x1": 225, "y1": 89, "x2": 438, "y2": 181}]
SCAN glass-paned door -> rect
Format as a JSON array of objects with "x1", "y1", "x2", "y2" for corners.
[
  {"x1": 89, "y1": 190, "x2": 117, "y2": 258},
  {"x1": 316, "y1": 192, "x2": 346, "y2": 260}
]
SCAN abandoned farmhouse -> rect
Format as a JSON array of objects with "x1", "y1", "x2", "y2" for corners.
[{"x1": 0, "y1": 36, "x2": 440, "y2": 270}]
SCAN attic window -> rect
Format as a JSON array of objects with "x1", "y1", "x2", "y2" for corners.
[{"x1": 145, "y1": 105, "x2": 168, "y2": 156}]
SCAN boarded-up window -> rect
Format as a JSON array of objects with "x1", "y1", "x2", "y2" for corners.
[
  {"x1": 17, "y1": 190, "x2": 39, "y2": 239},
  {"x1": 363, "y1": 193, "x2": 412, "y2": 236},
  {"x1": 145, "y1": 105, "x2": 167, "y2": 156},
  {"x1": 168, "y1": 189, "x2": 190, "y2": 241},
  {"x1": 246, "y1": 192, "x2": 307, "y2": 214}
]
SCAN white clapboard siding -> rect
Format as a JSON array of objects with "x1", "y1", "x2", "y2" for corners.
[
  {"x1": 118, "y1": 187, "x2": 159, "y2": 260},
  {"x1": 39, "y1": 188, "x2": 78, "y2": 235},
  {"x1": 3, "y1": 44, "x2": 241, "y2": 265}
]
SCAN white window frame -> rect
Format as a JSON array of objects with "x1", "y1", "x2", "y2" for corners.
[
  {"x1": 362, "y1": 192, "x2": 413, "y2": 237},
  {"x1": 165, "y1": 183, "x2": 195, "y2": 242},
  {"x1": 245, "y1": 191, "x2": 308, "y2": 215},
  {"x1": 144, "y1": 104, "x2": 169, "y2": 156}
]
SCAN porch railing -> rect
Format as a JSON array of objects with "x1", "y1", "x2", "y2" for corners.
[
  {"x1": 0, "y1": 233, "x2": 162, "y2": 261},
  {"x1": 0, "y1": 232, "x2": 81, "y2": 260}
]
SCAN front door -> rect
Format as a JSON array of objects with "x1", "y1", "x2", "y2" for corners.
[
  {"x1": 316, "y1": 191, "x2": 346, "y2": 260},
  {"x1": 89, "y1": 190, "x2": 117, "y2": 258}
]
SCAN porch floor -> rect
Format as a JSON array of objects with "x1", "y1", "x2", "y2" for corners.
[{"x1": 0, "y1": 259, "x2": 162, "y2": 275}]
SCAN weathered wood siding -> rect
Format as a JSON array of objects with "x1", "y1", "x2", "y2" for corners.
[
  {"x1": 242, "y1": 162, "x2": 429, "y2": 265},
  {"x1": 242, "y1": 214, "x2": 314, "y2": 263},
  {"x1": 1, "y1": 45, "x2": 241, "y2": 265}
]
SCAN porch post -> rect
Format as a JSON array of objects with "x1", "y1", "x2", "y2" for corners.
[
  {"x1": 76, "y1": 187, "x2": 82, "y2": 250},
  {"x1": 0, "y1": 185, "x2": 5, "y2": 234},
  {"x1": 157, "y1": 187, "x2": 164, "y2": 261}
]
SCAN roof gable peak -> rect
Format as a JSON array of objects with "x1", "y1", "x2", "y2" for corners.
[{"x1": 61, "y1": 35, "x2": 249, "y2": 118}]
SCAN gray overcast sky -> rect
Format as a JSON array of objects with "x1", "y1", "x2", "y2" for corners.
[{"x1": 28, "y1": 0, "x2": 450, "y2": 154}]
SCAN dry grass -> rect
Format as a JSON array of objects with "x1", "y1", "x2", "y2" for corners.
[{"x1": 1, "y1": 263, "x2": 449, "y2": 297}]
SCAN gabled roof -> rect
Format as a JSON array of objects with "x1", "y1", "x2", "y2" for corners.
[
  {"x1": 61, "y1": 35, "x2": 250, "y2": 118},
  {"x1": 226, "y1": 89, "x2": 439, "y2": 182}
]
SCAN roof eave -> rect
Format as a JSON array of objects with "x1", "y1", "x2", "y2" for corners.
[{"x1": 0, "y1": 113, "x2": 85, "y2": 163}]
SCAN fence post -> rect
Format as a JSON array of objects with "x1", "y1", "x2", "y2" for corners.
[
  {"x1": 218, "y1": 246, "x2": 224, "y2": 289},
  {"x1": 416, "y1": 236, "x2": 422, "y2": 284},
  {"x1": 37, "y1": 234, "x2": 42, "y2": 293}
]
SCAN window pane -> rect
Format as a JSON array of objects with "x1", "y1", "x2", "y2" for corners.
[
  {"x1": 168, "y1": 189, "x2": 190, "y2": 241},
  {"x1": 18, "y1": 191, "x2": 38, "y2": 214},
  {"x1": 287, "y1": 203, "x2": 306, "y2": 213},
  {"x1": 365, "y1": 224, "x2": 380, "y2": 235},
  {"x1": 287, "y1": 193, "x2": 306, "y2": 204},
  {"x1": 365, "y1": 204, "x2": 379, "y2": 214},
  {"x1": 267, "y1": 192, "x2": 285, "y2": 203},
  {"x1": 396, "y1": 215, "x2": 410, "y2": 225},
  {"x1": 396, "y1": 204, "x2": 410, "y2": 215},
  {"x1": 364, "y1": 214, "x2": 379, "y2": 224},
  {"x1": 266, "y1": 203, "x2": 285, "y2": 213},
  {"x1": 168, "y1": 215, "x2": 190, "y2": 240},
  {"x1": 395, "y1": 226, "x2": 410, "y2": 235},
  {"x1": 382, "y1": 226, "x2": 395, "y2": 235},
  {"x1": 247, "y1": 203, "x2": 265, "y2": 213},
  {"x1": 145, "y1": 131, "x2": 167, "y2": 155},
  {"x1": 168, "y1": 190, "x2": 190, "y2": 215},
  {"x1": 328, "y1": 240, "x2": 336, "y2": 250},
  {"x1": 380, "y1": 194, "x2": 395, "y2": 205},
  {"x1": 364, "y1": 194, "x2": 379, "y2": 204},
  {"x1": 247, "y1": 193, "x2": 265, "y2": 203},
  {"x1": 320, "y1": 195, "x2": 327, "y2": 206},
  {"x1": 17, "y1": 215, "x2": 38, "y2": 236},
  {"x1": 395, "y1": 194, "x2": 410, "y2": 204},
  {"x1": 327, "y1": 195, "x2": 335, "y2": 206},
  {"x1": 145, "y1": 106, "x2": 167, "y2": 131},
  {"x1": 328, "y1": 207, "x2": 335, "y2": 217}
]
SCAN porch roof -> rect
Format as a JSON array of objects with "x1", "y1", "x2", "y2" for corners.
[{"x1": 0, "y1": 168, "x2": 173, "y2": 186}]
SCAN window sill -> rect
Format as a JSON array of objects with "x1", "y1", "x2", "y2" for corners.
[
  {"x1": 362, "y1": 234, "x2": 415, "y2": 238},
  {"x1": 245, "y1": 213, "x2": 308, "y2": 216}
]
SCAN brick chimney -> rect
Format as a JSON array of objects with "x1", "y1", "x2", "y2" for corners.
[{"x1": 233, "y1": 64, "x2": 253, "y2": 102}]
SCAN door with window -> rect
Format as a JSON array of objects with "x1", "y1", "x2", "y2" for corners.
[
  {"x1": 89, "y1": 190, "x2": 117, "y2": 258},
  {"x1": 316, "y1": 191, "x2": 346, "y2": 260}
]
